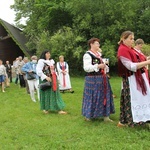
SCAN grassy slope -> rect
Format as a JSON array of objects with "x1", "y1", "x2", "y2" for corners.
[{"x1": 0, "y1": 77, "x2": 149, "y2": 150}]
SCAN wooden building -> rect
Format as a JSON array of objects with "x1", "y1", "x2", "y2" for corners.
[{"x1": 0, "y1": 18, "x2": 31, "y2": 65}]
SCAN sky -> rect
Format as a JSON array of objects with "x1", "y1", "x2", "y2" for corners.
[{"x1": 0, "y1": 0, "x2": 16, "y2": 24}]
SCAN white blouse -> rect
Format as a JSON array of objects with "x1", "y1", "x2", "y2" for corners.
[
  {"x1": 36, "y1": 59, "x2": 55, "y2": 81},
  {"x1": 83, "y1": 52, "x2": 99, "y2": 73},
  {"x1": 120, "y1": 56, "x2": 137, "y2": 72}
]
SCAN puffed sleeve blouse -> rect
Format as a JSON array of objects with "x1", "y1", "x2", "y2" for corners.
[{"x1": 36, "y1": 59, "x2": 55, "y2": 81}]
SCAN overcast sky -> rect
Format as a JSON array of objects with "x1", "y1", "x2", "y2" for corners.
[{"x1": 0, "y1": 0, "x2": 16, "y2": 24}]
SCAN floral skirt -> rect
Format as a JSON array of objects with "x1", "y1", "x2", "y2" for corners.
[
  {"x1": 39, "y1": 79, "x2": 65, "y2": 111},
  {"x1": 119, "y1": 77, "x2": 145, "y2": 127},
  {"x1": 82, "y1": 75, "x2": 115, "y2": 119}
]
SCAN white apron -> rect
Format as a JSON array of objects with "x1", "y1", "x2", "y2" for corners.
[{"x1": 128, "y1": 73, "x2": 150, "y2": 123}]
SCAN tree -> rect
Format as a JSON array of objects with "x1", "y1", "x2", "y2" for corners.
[
  {"x1": 11, "y1": 0, "x2": 73, "y2": 50},
  {"x1": 134, "y1": 0, "x2": 150, "y2": 43},
  {"x1": 35, "y1": 26, "x2": 85, "y2": 74},
  {"x1": 11, "y1": 0, "x2": 150, "y2": 74}
]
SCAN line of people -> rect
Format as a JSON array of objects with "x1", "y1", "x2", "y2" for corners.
[
  {"x1": 1, "y1": 30, "x2": 149, "y2": 128},
  {"x1": 19, "y1": 54, "x2": 73, "y2": 106},
  {"x1": 34, "y1": 32, "x2": 150, "y2": 128},
  {"x1": 0, "y1": 54, "x2": 74, "y2": 116}
]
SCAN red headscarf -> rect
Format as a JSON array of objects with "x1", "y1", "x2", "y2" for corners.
[{"x1": 117, "y1": 44, "x2": 147, "y2": 95}]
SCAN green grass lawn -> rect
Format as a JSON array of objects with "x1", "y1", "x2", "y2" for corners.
[{"x1": 0, "y1": 76, "x2": 149, "y2": 150}]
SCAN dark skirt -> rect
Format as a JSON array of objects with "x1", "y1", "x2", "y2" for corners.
[
  {"x1": 82, "y1": 75, "x2": 115, "y2": 119},
  {"x1": 119, "y1": 77, "x2": 145, "y2": 127},
  {"x1": 39, "y1": 79, "x2": 65, "y2": 111}
]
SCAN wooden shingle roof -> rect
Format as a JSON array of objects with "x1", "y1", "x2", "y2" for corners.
[{"x1": 0, "y1": 18, "x2": 31, "y2": 57}]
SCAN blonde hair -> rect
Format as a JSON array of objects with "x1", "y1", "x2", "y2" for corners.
[
  {"x1": 135, "y1": 39, "x2": 144, "y2": 45},
  {"x1": 118, "y1": 31, "x2": 134, "y2": 45},
  {"x1": 59, "y1": 55, "x2": 64, "y2": 59}
]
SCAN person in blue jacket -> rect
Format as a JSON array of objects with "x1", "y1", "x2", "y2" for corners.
[{"x1": 22, "y1": 56, "x2": 39, "y2": 102}]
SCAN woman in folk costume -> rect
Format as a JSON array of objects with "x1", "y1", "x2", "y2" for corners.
[
  {"x1": 134, "y1": 38, "x2": 150, "y2": 83},
  {"x1": 117, "y1": 31, "x2": 150, "y2": 127},
  {"x1": 82, "y1": 38, "x2": 115, "y2": 121},
  {"x1": 36, "y1": 50, "x2": 67, "y2": 114},
  {"x1": 56, "y1": 55, "x2": 74, "y2": 93}
]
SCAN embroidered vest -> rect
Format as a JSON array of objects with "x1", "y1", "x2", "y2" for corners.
[
  {"x1": 86, "y1": 52, "x2": 102, "y2": 76},
  {"x1": 59, "y1": 62, "x2": 67, "y2": 70},
  {"x1": 42, "y1": 63, "x2": 51, "y2": 77}
]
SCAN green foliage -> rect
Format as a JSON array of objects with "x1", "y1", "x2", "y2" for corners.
[
  {"x1": 35, "y1": 31, "x2": 51, "y2": 57},
  {"x1": 142, "y1": 44, "x2": 150, "y2": 56},
  {"x1": 0, "y1": 77, "x2": 150, "y2": 149},
  {"x1": 101, "y1": 40, "x2": 117, "y2": 66},
  {"x1": 11, "y1": 0, "x2": 150, "y2": 74},
  {"x1": 134, "y1": 0, "x2": 150, "y2": 42},
  {"x1": 136, "y1": 43, "x2": 150, "y2": 74},
  {"x1": 49, "y1": 26, "x2": 85, "y2": 74},
  {"x1": 34, "y1": 26, "x2": 85, "y2": 74}
]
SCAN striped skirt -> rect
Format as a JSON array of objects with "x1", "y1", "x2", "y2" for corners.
[{"x1": 82, "y1": 75, "x2": 115, "y2": 119}]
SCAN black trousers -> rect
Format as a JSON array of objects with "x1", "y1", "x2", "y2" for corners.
[
  {"x1": 7, "y1": 73, "x2": 12, "y2": 82},
  {"x1": 19, "y1": 74, "x2": 26, "y2": 87}
]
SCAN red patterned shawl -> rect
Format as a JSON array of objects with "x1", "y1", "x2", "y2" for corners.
[{"x1": 117, "y1": 44, "x2": 147, "y2": 95}]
